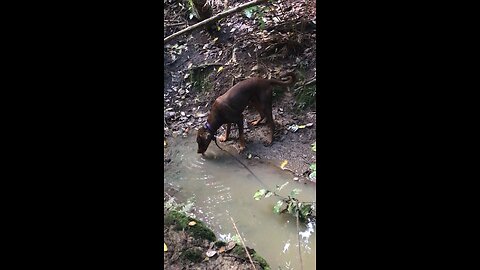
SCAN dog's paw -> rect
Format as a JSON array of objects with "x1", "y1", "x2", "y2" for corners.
[
  {"x1": 218, "y1": 135, "x2": 228, "y2": 142},
  {"x1": 237, "y1": 144, "x2": 246, "y2": 153}
]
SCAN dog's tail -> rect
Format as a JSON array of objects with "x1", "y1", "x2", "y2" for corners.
[{"x1": 267, "y1": 72, "x2": 296, "y2": 87}]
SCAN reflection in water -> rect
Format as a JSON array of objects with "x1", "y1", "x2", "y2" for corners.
[{"x1": 164, "y1": 136, "x2": 316, "y2": 269}]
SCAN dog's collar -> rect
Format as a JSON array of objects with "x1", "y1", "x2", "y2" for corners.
[{"x1": 204, "y1": 122, "x2": 216, "y2": 136}]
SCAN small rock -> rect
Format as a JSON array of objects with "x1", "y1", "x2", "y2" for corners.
[
  {"x1": 225, "y1": 241, "x2": 236, "y2": 251},
  {"x1": 293, "y1": 177, "x2": 299, "y2": 181},
  {"x1": 206, "y1": 250, "x2": 217, "y2": 257}
]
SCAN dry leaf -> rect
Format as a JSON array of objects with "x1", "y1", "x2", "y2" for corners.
[
  {"x1": 217, "y1": 66, "x2": 224, "y2": 73},
  {"x1": 188, "y1": 221, "x2": 196, "y2": 226},
  {"x1": 164, "y1": 243, "x2": 168, "y2": 252},
  {"x1": 280, "y1": 160, "x2": 288, "y2": 170}
]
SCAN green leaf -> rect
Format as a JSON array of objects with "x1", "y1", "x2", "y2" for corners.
[
  {"x1": 253, "y1": 189, "x2": 267, "y2": 200},
  {"x1": 300, "y1": 204, "x2": 312, "y2": 218},
  {"x1": 244, "y1": 8, "x2": 253, "y2": 18},
  {"x1": 273, "y1": 200, "x2": 284, "y2": 214},
  {"x1": 243, "y1": 6, "x2": 258, "y2": 18},
  {"x1": 287, "y1": 201, "x2": 296, "y2": 214},
  {"x1": 310, "y1": 163, "x2": 316, "y2": 171},
  {"x1": 290, "y1": 188, "x2": 301, "y2": 196}
]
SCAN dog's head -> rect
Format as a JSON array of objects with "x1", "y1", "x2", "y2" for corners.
[{"x1": 196, "y1": 127, "x2": 214, "y2": 154}]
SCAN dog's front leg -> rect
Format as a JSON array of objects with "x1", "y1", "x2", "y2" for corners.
[{"x1": 218, "y1": 123, "x2": 231, "y2": 142}]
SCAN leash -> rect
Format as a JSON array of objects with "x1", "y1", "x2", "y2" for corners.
[{"x1": 212, "y1": 136, "x2": 269, "y2": 188}]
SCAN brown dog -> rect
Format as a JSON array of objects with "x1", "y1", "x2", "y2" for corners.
[{"x1": 196, "y1": 72, "x2": 296, "y2": 154}]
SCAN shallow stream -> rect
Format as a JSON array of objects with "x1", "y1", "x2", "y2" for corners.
[{"x1": 164, "y1": 136, "x2": 316, "y2": 269}]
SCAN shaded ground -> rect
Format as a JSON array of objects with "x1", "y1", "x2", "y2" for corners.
[
  {"x1": 164, "y1": 210, "x2": 270, "y2": 269},
  {"x1": 164, "y1": 0, "x2": 317, "y2": 179}
]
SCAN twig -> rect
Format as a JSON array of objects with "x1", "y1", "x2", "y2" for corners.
[
  {"x1": 304, "y1": 78, "x2": 316, "y2": 86},
  {"x1": 230, "y1": 217, "x2": 257, "y2": 270},
  {"x1": 192, "y1": 63, "x2": 225, "y2": 69},
  {"x1": 164, "y1": 0, "x2": 267, "y2": 43},
  {"x1": 296, "y1": 212, "x2": 304, "y2": 270},
  {"x1": 293, "y1": 77, "x2": 316, "y2": 92},
  {"x1": 164, "y1": 22, "x2": 186, "y2": 27}
]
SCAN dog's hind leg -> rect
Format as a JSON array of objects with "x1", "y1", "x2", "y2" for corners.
[
  {"x1": 237, "y1": 116, "x2": 246, "y2": 152},
  {"x1": 263, "y1": 97, "x2": 275, "y2": 146},
  {"x1": 249, "y1": 99, "x2": 265, "y2": 126}
]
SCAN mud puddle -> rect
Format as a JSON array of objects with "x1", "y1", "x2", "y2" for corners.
[{"x1": 164, "y1": 136, "x2": 316, "y2": 269}]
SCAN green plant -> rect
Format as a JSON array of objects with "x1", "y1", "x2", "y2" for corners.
[
  {"x1": 253, "y1": 183, "x2": 315, "y2": 222},
  {"x1": 295, "y1": 84, "x2": 316, "y2": 110},
  {"x1": 243, "y1": 6, "x2": 268, "y2": 30},
  {"x1": 187, "y1": 0, "x2": 200, "y2": 20},
  {"x1": 189, "y1": 67, "x2": 212, "y2": 92}
]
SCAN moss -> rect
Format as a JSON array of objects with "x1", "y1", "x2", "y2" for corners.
[
  {"x1": 230, "y1": 244, "x2": 270, "y2": 269},
  {"x1": 180, "y1": 247, "x2": 203, "y2": 263},
  {"x1": 231, "y1": 245, "x2": 246, "y2": 257},
  {"x1": 214, "y1": 240, "x2": 226, "y2": 248},
  {"x1": 252, "y1": 253, "x2": 270, "y2": 269},
  {"x1": 164, "y1": 210, "x2": 216, "y2": 242}
]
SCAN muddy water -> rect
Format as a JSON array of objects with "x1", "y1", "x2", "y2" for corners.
[{"x1": 164, "y1": 136, "x2": 316, "y2": 269}]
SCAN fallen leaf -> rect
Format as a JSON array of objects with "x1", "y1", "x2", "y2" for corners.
[
  {"x1": 280, "y1": 160, "x2": 288, "y2": 170},
  {"x1": 164, "y1": 243, "x2": 168, "y2": 252},
  {"x1": 188, "y1": 221, "x2": 196, "y2": 226},
  {"x1": 219, "y1": 246, "x2": 226, "y2": 253},
  {"x1": 217, "y1": 66, "x2": 224, "y2": 73}
]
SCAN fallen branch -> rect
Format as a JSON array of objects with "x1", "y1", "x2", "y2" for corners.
[
  {"x1": 294, "y1": 77, "x2": 316, "y2": 92},
  {"x1": 164, "y1": 0, "x2": 267, "y2": 44},
  {"x1": 193, "y1": 62, "x2": 225, "y2": 69},
  {"x1": 230, "y1": 217, "x2": 257, "y2": 270},
  {"x1": 164, "y1": 22, "x2": 186, "y2": 28}
]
